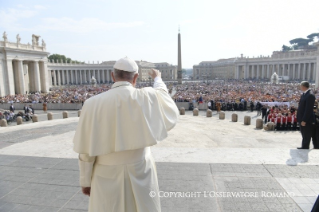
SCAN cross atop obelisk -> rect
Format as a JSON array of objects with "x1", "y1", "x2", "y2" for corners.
[{"x1": 177, "y1": 26, "x2": 182, "y2": 84}]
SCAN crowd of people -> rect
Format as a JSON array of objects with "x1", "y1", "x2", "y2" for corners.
[
  {"x1": 172, "y1": 80, "x2": 319, "y2": 104},
  {"x1": 0, "y1": 104, "x2": 35, "y2": 123},
  {"x1": 0, "y1": 82, "x2": 174, "y2": 104},
  {"x1": 0, "y1": 80, "x2": 318, "y2": 131},
  {"x1": 171, "y1": 80, "x2": 319, "y2": 131},
  {"x1": 0, "y1": 85, "x2": 113, "y2": 104}
]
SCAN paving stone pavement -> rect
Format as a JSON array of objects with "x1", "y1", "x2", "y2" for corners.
[
  {"x1": 0, "y1": 113, "x2": 318, "y2": 211},
  {"x1": 0, "y1": 155, "x2": 318, "y2": 211}
]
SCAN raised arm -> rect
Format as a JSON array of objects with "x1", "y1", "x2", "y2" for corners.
[{"x1": 149, "y1": 69, "x2": 179, "y2": 131}]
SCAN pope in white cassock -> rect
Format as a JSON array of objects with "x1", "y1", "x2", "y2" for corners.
[{"x1": 73, "y1": 57, "x2": 179, "y2": 212}]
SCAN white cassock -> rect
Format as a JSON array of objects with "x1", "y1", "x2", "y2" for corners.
[{"x1": 73, "y1": 77, "x2": 179, "y2": 212}]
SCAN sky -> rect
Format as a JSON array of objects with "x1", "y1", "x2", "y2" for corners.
[{"x1": 0, "y1": 0, "x2": 319, "y2": 68}]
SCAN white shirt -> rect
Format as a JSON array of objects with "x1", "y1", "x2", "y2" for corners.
[{"x1": 303, "y1": 88, "x2": 311, "y2": 94}]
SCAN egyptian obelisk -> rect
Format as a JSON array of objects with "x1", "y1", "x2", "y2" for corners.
[{"x1": 177, "y1": 27, "x2": 182, "y2": 84}]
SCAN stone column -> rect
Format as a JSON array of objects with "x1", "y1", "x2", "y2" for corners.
[
  {"x1": 33, "y1": 61, "x2": 41, "y2": 92},
  {"x1": 53, "y1": 70, "x2": 57, "y2": 86},
  {"x1": 302, "y1": 63, "x2": 306, "y2": 80},
  {"x1": 316, "y1": 58, "x2": 319, "y2": 88},
  {"x1": 6, "y1": 59, "x2": 15, "y2": 95},
  {"x1": 297, "y1": 63, "x2": 301, "y2": 79},
  {"x1": 70, "y1": 70, "x2": 73, "y2": 84},
  {"x1": 79, "y1": 70, "x2": 82, "y2": 84},
  {"x1": 23, "y1": 63, "x2": 29, "y2": 93},
  {"x1": 39, "y1": 62, "x2": 49, "y2": 93},
  {"x1": 282, "y1": 64, "x2": 287, "y2": 76},
  {"x1": 292, "y1": 64, "x2": 295, "y2": 80},
  {"x1": 67, "y1": 70, "x2": 70, "y2": 84},
  {"x1": 57, "y1": 69, "x2": 61, "y2": 86},
  {"x1": 244, "y1": 64, "x2": 249, "y2": 79},
  {"x1": 308, "y1": 63, "x2": 311, "y2": 81},
  {"x1": 61, "y1": 70, "x2": 65, "y2": 85},
  {"x1": 107, "y1": 70, "x2": 110, "y2": 82},
  {"x1": 251, "y1": 65, "x2": 254, "y2": 78},
  {"x1": 0, "y1": 60, "x2": 5, "y2": 96},
  {"x1": 102, "y1": 69, "x2": 105, "y2": 83},
  {"x1": 313, "y1": 63, "x2": 316, "y2": 82},
  {"x1": 256, "y1": 65, "x2": 260, "y2": 79},
  {"x1": 75, "y1": 71, "x2": 78, "y2": 84},
  {"x1": 16, "y1": 60, "x2": 25, "y2": 94}
]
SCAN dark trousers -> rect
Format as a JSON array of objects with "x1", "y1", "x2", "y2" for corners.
[
  {"x1": 311, "y1": 124, "x2": 316, "y2": 146},
  {"x1": 315, "y1": 126, "x2": 319, "y2": 149},
  {"x1": 282, "y1": 123, "x2": 287, "y2": 130},
  {"x1": 287, "y1": 122, "x2": 292, "y2": 130},
  {"x1": 293, "y1": 122, "x2": 297, "y2": 131},
  {"x1": 263, "y1": 115, "x2": 267, "y2": 123},
  {"x1": 300, "y1": 124, "x2": 313, "y2": 149},
  {"x1": 276, "y1": 123, "x2": 281, "y2": 130}
]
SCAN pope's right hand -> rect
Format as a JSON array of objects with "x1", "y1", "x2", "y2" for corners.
[{"x1": 149, "y1": 69, "x2": 161, "y2": 80}]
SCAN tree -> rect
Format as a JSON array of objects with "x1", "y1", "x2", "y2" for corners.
[
  {"x1": 307, "y1": 33, "x2": 319, "y2": 41},
  {"x1": 289, "y1": 38, "x2": 312, "y2": 47},
  {"x1": 48, "y1": 54, "x2": 83, "y2": 63},
  {"x1": 281, "y1": 32, "x2": 319, "y2": 51},
  {"x1": 282, "y1": 45, "x2": 292, "y2": 51}
]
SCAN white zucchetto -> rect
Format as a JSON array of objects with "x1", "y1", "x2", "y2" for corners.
[{"x1": 113, "y1": 57, "x2": 138, "y2": 73}]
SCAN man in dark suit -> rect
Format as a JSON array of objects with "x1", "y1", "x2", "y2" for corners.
[
  {"x1": 23, "y1": 104, "x2": 28, "y2": 114},
  {"x1": 261, "y1": 105, "x2": 268, "y2": 123},
  {"x1": 297, "y1": 81, "x2": 317, "y2": 149},
  {"x1": 9, "y1": 104, "x2": 15, "y2": 113}
]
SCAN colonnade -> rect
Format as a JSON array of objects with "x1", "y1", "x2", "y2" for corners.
[
  {"x1": 4, "y1": 59, "x2": 49, "y2": 95},
  {"x1": 236, "y1": 62, "x2": 317, "y2": 81},
  {"x1": 50, "y1": 69, "x2": 113, "y2": 86}
]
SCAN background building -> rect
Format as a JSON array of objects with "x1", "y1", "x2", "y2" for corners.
[
  {"x1": 193, "y1": 42, "x2": 319, "y2": 86},
  {"x1": 193, "y1": 58, "x2": 237, "y2": 80},
  {"x1": 0, "y1": 33, "x2": 49, "y2": 96},
  {"x1": 0, "y1": 33, "x2": 178, "y2": 96},
  {"x1": 154, "y1": 62, "x2": 177, "y2": 81}
]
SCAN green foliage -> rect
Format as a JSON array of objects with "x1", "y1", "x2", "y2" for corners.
[
  {"x1": 48, "y1": 54, "x2": 84, "y2": 64},
  {"x1": 281, "y1": 32, "x2": 319, "y2": 51},
  {"x1": 282, "y1": 45, "x2": 292, "y2": 51},
  {"x1": 289, "y1": 38, "x2": 312, "y2": 47},
  {"x1": 307, "y1": 33, "x2": 319, "y2": 40}
]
